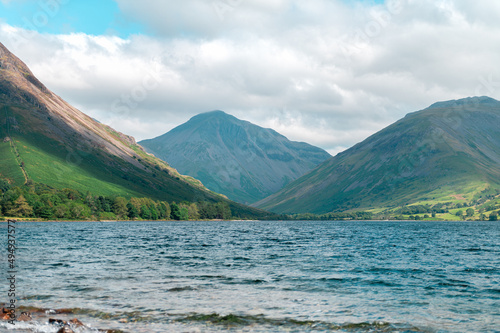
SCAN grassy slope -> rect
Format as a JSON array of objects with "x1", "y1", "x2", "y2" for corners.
[
  {"x1": 0, "y1": 140, "x2": 25, "y2": 185},
  {"x1": 3, "y1": 101, "x2": 211, "y2": 198},
  {"x1": 14, "y1": 136, "x2": 141, "y2": 196},
  {"x1": 258, "y1": 150, "x2": 493, "y2": 214},
  {"x1": 257, "y1": 100, "x2": 500, "y2": 214}
]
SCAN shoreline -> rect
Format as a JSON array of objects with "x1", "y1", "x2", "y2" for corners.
[
  {"x1": 0, "y1": 219, "x2": 260, "y2": 223},
  {"x1": 0, "y1": 219, "x2": 492, "y2": 223}
]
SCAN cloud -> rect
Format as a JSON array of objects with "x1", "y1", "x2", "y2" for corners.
[{"x1": 1, "y1": 0, "x2": 500, "y2": 156}]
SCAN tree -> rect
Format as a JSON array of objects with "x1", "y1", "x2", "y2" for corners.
[
  {"x1": 455, "y1": 210, "x2": 463, "y2": 218},
  {"x1": 215, "y1": 202, "x2": 232, "y2": 220},
  {"x1": 198, "y1": 202, "x2": 217, "y2": 219},
  {"x1": 180, "y1": 206, "x2": 189, "y2": 220},
  {"x1": 187, "y1": 203, "x2": 200, "y2": 220},
  {"x1": 140, "y1": 205, "x2": 151, "y2": 220},
  {"x1": 62, "y1": 188, "x2": 82, "y2": 201},
  {"x1": 466, "y1": 208, "x2": 475, "y2": 217},
  {"x1": 36, "y1": 204, "x2": 55, "y2": 219},
  {"x1": 84, "y1": 193, "x2": 98, "y2": 214},
  {"x1": 157, "y1": 202, "x2": 171, "y2": 220},
  {"x1": 54, "y1": 204, "x2": 69, "y2": 218},
  {"x1": 127, "y1": 202, "x2": 139, "y2": 219},
  {"x1": 170, "y1": 203, "x2": 181, "y2": 220},
  {"x1": 6, "y1": 195, "x2": 33, "y2": 217},
  {"x1": 100, "y1": 196, "x2": 112, "y2": 212},
  {"x1": 489, "y1": 211, "x2": 498, "y2": 221},
  {"x1": 113, "y1": 197, "x2": 128, "y2": 218},
  {"x1": 69, "y1": 202, "x2": 91, "y2": 220},
  {"x1": 149, "y1": 204, "x2": 159, "y2": 220},
  {"x1": 129, "y1": 197, "x2": 141, "y2": 209}
]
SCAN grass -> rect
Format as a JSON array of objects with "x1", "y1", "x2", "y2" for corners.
[
  {"x1": 13, "y1": 135, "x2": 142, "y2": 197},
  {"x1": 0, "y1": 140, "x2": 26, "y2": 185},
  {"x1": 437, "y1": 213, "x2": 462, "y2": 221}
]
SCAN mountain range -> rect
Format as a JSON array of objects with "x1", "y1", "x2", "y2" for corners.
[
  {"x1": 0, "y1": 42, "x2": 268, "y2": 219},
  {"x1": 139, "y1": 111, "x2": 331, "y2": 204},
  {"x1": 256, "y1": 97, "x2": 500, "y2": 214},
  {"x1": 3, "y1": 41, "x2": 499, "y2": 219}
]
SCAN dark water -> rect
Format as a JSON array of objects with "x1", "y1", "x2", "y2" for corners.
[{"x1": 1, "y1": 221, "x2": 499, "y2": 332}]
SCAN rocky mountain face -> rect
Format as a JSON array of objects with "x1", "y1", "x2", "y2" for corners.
[
  {"x1": 140, "y1": 111, "x2": 331, "y2": 204},
  {"x1": 0, "y1": 42, "x2": 269, "y2": 218},
  {"x1": 256, "y1": 97, "x2": 500, "y2": 214}
]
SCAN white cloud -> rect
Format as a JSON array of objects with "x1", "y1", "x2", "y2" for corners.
[{"x1": 1, "y1": 0, "x2": 500, "y2": 154}]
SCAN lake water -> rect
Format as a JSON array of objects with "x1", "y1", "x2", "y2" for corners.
[{"x1": 1, "y1": 221, "x2": 499, "y2": 332}]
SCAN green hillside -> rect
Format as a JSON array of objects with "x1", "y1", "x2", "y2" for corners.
[
  {"x1": 0, "y1": 104, "x2": 214, "y2": 201},
  {"x1": 256, "y1": 97, "x2": 500, "y2": 214}
]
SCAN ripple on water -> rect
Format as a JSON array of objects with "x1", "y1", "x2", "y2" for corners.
[{"x1": 8, "y1": 220, "x2": 500, "y2": 332}]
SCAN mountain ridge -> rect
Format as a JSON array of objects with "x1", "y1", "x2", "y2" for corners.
[
  {"x1": 140, "y1": 110, "x2": 331, "y2": 204},
  {"x1": 256, "y1": 96, "x2": 500, "y2": 214}
]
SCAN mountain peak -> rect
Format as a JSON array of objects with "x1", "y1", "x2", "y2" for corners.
[
  {"x1": 427, "y1": 96, "x2": 500, "y2": 109},
  {"x1": 0, "y1": 42, "x2": 50, "y2": 95},
  {"x1": 0, "y1": 41, "x2": 28, "y2": 72},
  {"x1": 203, "y1": 110, "x2": 228, "y2": 116},
  {"x1": 190, "y1": 110, "x2": 234, "y2": 121},
  {"x1": 140, "y1": 112, "x2": 331, "y2": 204}
]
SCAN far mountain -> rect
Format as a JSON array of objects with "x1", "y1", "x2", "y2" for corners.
[
  {"x1": 256, "y1": 97, "x2": 500, "y2": 214},
  {"x1": 139, "y1": 111, "x2": 331, "y2": 204}
]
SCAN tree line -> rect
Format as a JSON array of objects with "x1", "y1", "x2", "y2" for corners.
[{"x1": 0, "y1": 180, "x2": 232, "y2": 221}]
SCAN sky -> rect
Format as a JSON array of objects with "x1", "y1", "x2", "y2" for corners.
[{"x1": 1, "y1": 0, "x2": 500, "y2": 155}]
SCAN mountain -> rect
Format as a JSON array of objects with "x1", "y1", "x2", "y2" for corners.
[
  {"x1": 256, "y1": 97, "x2": 500, "y2": 214},
  {"x1": 0, "y1": 42, "x2": 268, "y2": 218},
  {"x1": 139, "y1": 111, "x2": 331, "y2": 204}
]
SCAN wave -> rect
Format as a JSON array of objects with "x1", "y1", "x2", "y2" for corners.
[
  {"x1": 175, "y1": 312, "x2": 429, "y2": 332},
  {"x1": 3, "y1": 306, "x2": 430, "y2": 332}
]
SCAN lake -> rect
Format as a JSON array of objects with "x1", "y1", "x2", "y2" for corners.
[{"x1": 1, "y1": 221, "x2": 499, "y2": 332}]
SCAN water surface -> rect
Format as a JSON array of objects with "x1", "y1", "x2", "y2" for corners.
[{"x1": 1, "y1": 221, "x2": 499, "y2": 332}]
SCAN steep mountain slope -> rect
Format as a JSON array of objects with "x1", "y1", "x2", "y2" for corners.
[
  {"x1": 0, "y1": 42, "x2": 268, "y2": 218},
  {"x1": 256, "y1": 97, "x2": 500, "y2": 214},
  {"x1": 139, "y1": 111, "x2": 331, "y2": 204}
]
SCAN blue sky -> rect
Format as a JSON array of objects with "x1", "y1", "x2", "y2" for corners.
[
  {"x1": 0, "y1": 0, "x2": 383, "y2": 37},
  {"x1": 0, "y1": 0, "x2": 144, "y2": 37}
]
